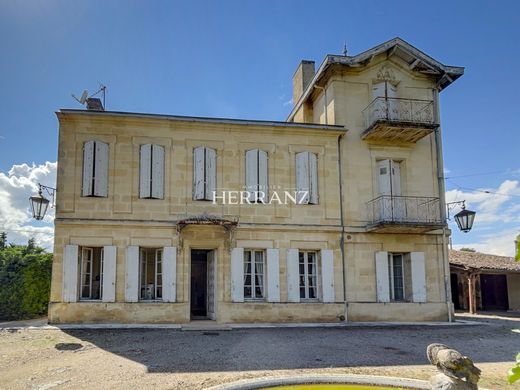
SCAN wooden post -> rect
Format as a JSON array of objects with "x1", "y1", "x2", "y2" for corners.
[{"x1": 468, "y1": 274, "x2": 477, "y2": 314}]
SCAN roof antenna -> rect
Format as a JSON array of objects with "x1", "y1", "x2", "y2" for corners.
[
  {"x1": 71, "y1": 83, "x2": 107, "y2": 110},
  {"x1": 343, "y1": 43, "x2": 348, "y2": 56}
]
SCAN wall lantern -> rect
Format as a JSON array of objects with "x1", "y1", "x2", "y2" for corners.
[
  {"x1": 29, "y1": 184, "x2": 56, "y2": 221},
  {"x1": 446, "y1": 200, "x2": 476, "y2": 233}
]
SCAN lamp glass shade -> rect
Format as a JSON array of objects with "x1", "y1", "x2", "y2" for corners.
[
  {"x1": 454, "y1": 208, "x2": 476, "y2": 233},
  {"x1": 29, "y1": 194, "x2": 50, "y2": 220}
]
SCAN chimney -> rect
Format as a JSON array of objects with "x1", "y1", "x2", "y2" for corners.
[
  {"x1": 292, "y1": 60, "x2": 315, "y2": 105},
  {"x1": 86, "y1": 98, "x2": 104, "y2": 111}
]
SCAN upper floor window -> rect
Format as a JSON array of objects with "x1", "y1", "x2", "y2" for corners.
[
  {"x1": 377, "y1": 159, "x2": 402, "y2": 196},
  {"x1": 80, "y1": 247, "x2": 103, "y2": 300},
  {"x1": 139, "y1": 248, "x2": 162, "y2": 301},
  {"x1": 82, "y1": 140, "x2": 109, "y2": 197},
  {"x1": 245, "y1": 149, "x2": 268, "y2": 202},
  {"x1": 193, "y1": 146, "x2": 216, "y2": 201},
  {"x1": 139, "y1": 144, "x2": 165, "y2": 199},
  {"x1": 244, "y1": 249, "x2": 265, "y2": 300},
  {"x1": 299, "y1": 251, "x2": 318, "y2": 300},
  {"x1": 296, "y1": 151, "x2": 318, "y2": 204}
]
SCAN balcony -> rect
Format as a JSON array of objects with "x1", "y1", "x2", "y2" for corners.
[
  {"x1": 366, "y1": 195, "x2": 444, "y2": 233},
  {"x1": 361, "y1": 97, "x2": 438, "y2": 143}
]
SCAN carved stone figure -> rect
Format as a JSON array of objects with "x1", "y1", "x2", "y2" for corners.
[{"x1": 427, "y1": 343, "x2": 481, "y2": 390}]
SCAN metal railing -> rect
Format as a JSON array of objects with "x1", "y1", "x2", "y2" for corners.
[
  {"x1": 367, "y1": 195, "x2": 442, "y2": 225},
  {"x1": 363, "y1": 97, "x2": 436, "y2": 130}
]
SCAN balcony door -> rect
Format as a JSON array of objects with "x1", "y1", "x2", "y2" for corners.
[
  {"x1": 378, "y1": 159, "x2": 404, "y2": 221},
  {"x1": 373, "y1": 82, "x2": 398, "y2": 121}
]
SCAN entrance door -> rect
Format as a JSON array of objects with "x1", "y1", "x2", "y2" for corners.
[
  {"x1": 377, "y1": 159, "x2": 403, "y2": 221},
  {"x1": 451, "y1": 273, "x2": 461, "y2": 310},
  {"x1": 190, "y1": 249, "x2": 216, "y2": 320},
  {"x1": 480, "y1": 274, "x2": 509, "y2": 311}
]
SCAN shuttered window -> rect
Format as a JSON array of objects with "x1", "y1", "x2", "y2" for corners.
[
  {"x1": 295, "y1": 151, "x2": 318, "y2": 204},
  {"x1": 243, "y1": 250, "x2": 265, "y2": 300},
  {"x1": 299, "y1": 251, "x2": 318, "y2": 300},
  {"x1": 193, "y1": 146, "x2": 216, "y2": 200},
  {"x1": 139, "y1": 144, "x2": 165, "y2": 199},
  {"x1": 245, "y1": 149, "x2": 268, "y2": 202},
  {"x1": 139, "y1": 248, "x2": 163, "y2": 301},
  {"x1": 79, "y1": 247, "x2": 103, "y2": 300},
  {"x1": 82, "y1": 140, "x2": 109, "y2": 197}
]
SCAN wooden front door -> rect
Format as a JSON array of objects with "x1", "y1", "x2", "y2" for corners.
[
  {"x1": 480, "y1": 274, "x2": 509, "y2": 311},
  {"x1": 190, "y1": 250, "x2": 208, "y2": 318}
]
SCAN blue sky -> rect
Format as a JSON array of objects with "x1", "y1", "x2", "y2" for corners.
[{"x1": 0, "y1": 0, "x2": 519, "y2": 254}]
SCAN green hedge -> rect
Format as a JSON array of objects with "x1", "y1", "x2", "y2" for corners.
[{"x1": 0, "y1": 238, "x2": 53, "y2": 321}]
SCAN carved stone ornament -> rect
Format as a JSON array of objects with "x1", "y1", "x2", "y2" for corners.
[{"x1": 376, "y1": 65, "x2": 396, "y2": 81}]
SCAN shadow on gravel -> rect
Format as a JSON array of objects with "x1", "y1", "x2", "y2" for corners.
[{"x1": 60, "y1": 320, "x2": 520, "y2": 373}]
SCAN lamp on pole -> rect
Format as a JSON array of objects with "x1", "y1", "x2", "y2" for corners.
[
  {"x1": 29, "y1": 184, "x2": 56, "y2": 221},
  {"x1": 446, "y1": 200, "x2": 476, "y2": 233}
]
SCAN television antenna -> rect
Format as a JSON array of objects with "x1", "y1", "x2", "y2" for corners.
[{"x1": 72, "y1": 83, "x2": 107, "y2": 108}]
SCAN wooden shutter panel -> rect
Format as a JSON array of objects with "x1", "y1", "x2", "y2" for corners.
[
  {"x1": 377, "y1": 159, "x2": 391, "y2": 196},
  {"x1": 286, "y1": 249, "x2": 300, "y2": 302},
  {"x1": 162, "y1": 246, "x2": 177, "y2": 302},
  {"x1": 245, "y1": 149, "x2": 258, "y2": 201},
  {"x1": 82, "y1": 141, "x2": 95, "y2": 196},
  {"x1": 125, "y1": 246, "x2": 139, "y2": 302},
  {"x1": 139, "y1": 144, "x2": 152, "y2": 198},
  {"x1": 320, "y1": 249, "x2": 334, "y2": 303},
  {"x1": 295, "y1": 152, "x2": 309, "y2": 204},
  {"x1": 375, "y1": 251, "x2": 390, "y2": 302},
  {"x1": 63, "y1": 245, "x2": 79, "y2": 302},
  {"x1": 231, "y1": 247, "x2": 244, "y2": 302},
  {"x1": 93, "y1": 141, "x2": 109, "y2": 197},
  {"x1": 308, "y1": 152, "x2": 318, "y2": 204},
  {"x1": 411, "y1": 252, "x2": 427, "y2": 303},
  {"x1": 151, "y1": 144, "x2": 165, "y2": 199},
  {"x1": 258, "y1": 150, "x2": 268, "y2": 200},
  {"x1": 102, "y1": 246, "x2": 117, "y2": 303},
  {"x1": 266, "y1": 248, "x2": 280, "y2": 302},
  {"x1": 205, "y1": 147, "x2": 216, "y2": 200},
  {"x1": 193, "y1": 146, "x2": 205, "y2": 200}
]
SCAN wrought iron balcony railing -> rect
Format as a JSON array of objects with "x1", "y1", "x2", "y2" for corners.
[
  {"x1": 367, "y1": 195, "x2": 442, "y2": 227},
  {"x1": 363, "y1": 97, "x2": 436, "y2": 131}
]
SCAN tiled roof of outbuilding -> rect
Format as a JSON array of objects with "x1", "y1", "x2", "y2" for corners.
[{"x1": 449, "y1": 250, "x2": 520, "y2": 273}]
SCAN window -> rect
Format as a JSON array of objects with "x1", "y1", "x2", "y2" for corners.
[
  {"x1": 139, "y1": 248, "x2": 163, "y2": 300},
  {"x1": 193, "y1": 146, "x2": 216, "y2": 200},
  {"x1": 245, "y1": 149, "x2": 268, "y2": 202},
  {"x1": 82, "y1": 140, "x2": 109, "y2": 197},
  {"x1": 243, "y1": 250, "x2": 265, "y2": 300},
  {"x1": 299, "y1": 251, "x2": 318, "y2": 300},
  {"x1": 388, "y1": 253, "x2": 404, "y2": 301},
  {"x1": 295, "y1": 151, "x2": 318, "y2": 204},
  {"x1": 139, "y1": 144, "x2": 165, "y2": 199},
  {"x1": 79, "y1": 247, "x2": 103, "y2": 300}
]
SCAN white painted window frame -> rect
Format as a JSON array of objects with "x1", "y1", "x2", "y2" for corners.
[
  {"x1": 299, "y1": 250, "x2": 319, "y2": 301},
  {"x1": 243, "y1": 249, "x2": 265, "y2": 301},
  {"x1": 139, "y1": 248, "x2": 163, "y2": 301},
  {"x1": 388, "y1": 252, "x2": 405, "y2": 302},
  {"x1": 79, "y1": 247, "x2": 103, "y2": 301}
]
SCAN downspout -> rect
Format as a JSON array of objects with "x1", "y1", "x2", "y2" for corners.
[
  {"x1": 433, "y1": 86, "x2": 453, "y2": 322},
  {"x1": 337, "y1": 133, "x2": 347, "y2": 321},
  {"x1": 314, "y1": 85, "x2": 328, "y2": 124}
]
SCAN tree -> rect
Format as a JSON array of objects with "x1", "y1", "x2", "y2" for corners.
[
  {"x1": 460, "y1": 247, "x2": 476, "y2": 252},
  {"x1": 515, "y1": 234, "x2": 519, "y2": 262},
  {"x1": 0, "y1": 232, "x2": 6, "y2": 249}
]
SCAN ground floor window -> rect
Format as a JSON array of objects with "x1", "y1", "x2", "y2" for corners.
[
  {"x1": 244, "y1": 249, "x2": 265, "y2": 300},
  {"x1": 80, "y1": 247, "x2": 103, "y2": 300},
  {"x1": 299, "y1": 251, "x2": 318, "y2": 300},
  {"x1": 139, "y1": 248, "x2": 162, "y2": 300}
]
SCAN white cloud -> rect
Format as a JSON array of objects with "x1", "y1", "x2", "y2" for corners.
[
  {"x1": 452, "y1": 229, "x2": 518, "y2": 257},
  {"x1": 0, "y1": 161, "x2": 56, "y2": 250}
]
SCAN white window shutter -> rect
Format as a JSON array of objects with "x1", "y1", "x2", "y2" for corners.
[
  {"x1": 258, "y1": 150, "x2": 268, "y2": 199},
  {"x1": 375, "y1": 251, "x2": 390, "y2": 302},
  {"x1": 205, "y1": 147, "x2": 216, "y2": 200},
  {"x1": 62, "y1": 245, "x2": 79, "y2": 302},
  {"x1": 82, "y1": 141, "x2": 94, "y2": 196},
  {"x1": 286, "y1": 249, "x2": 300, "y2": 302},
  {"x1": 139, "y1": 144, "x2": 152, "y2": 198},
  {"x1": 231, "y1": 247, "x2": 244, "y2": 302},
  {"x1": 377, "y1": 159, "x2": 391, "y2": 196},
  {"x1": 93, "y1": 141, "x2": 109, "y2": 197},
  {"x1": 321, "y1": 249, "x2": 334, "y2": 303},
  {"x1": 102, "y1": 246, "x2": 117, "y2": 303},
  {"x1": 266, "y1": 248, "x2": 280, "y2": 302},
  {"x1": 296, "y1": 152, "x2": 310, "y2": 204},
  {"x1": 308, "y1": 152, "x2": 318, "y2": 204},
  {"x1": 245, "y1": 149, "x2": 258, "y2": 201},
  {"x1": 411, "y1": 252, "x2": 427, "y2": 303},
  {"x1": 151, "y1": 144, "x2": 165, "y2": 199},
  {"x1": 162, "y1": 246, "x2": 177, "y2": 302},
  {"x1": 125, "y1": 246, "x2": 139, "y2": 302},
  {"x1": 193, "y1": 146, "x2": 205, "y2": 200}
]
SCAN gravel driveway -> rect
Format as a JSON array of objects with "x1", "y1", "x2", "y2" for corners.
[{"x1": 1, "y1": 314, "x2": 519, "y2": 389}]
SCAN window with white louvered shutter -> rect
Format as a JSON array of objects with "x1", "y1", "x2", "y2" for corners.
[
  {"x1": 139, "y1": 144, "x2": 165, "y2": 199},
  {"x1": 193, "y1": 146, "x2": 217, "y2": 201},
  {"x1": 245, "y1": 149, "x2": 268, "y2": 202},
  {"x1": 295, "y1": 151, "x2": 318, "y2": 204},
  {"x1": 82, "y1": 140, "x2": 109, "y2": 197}
]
